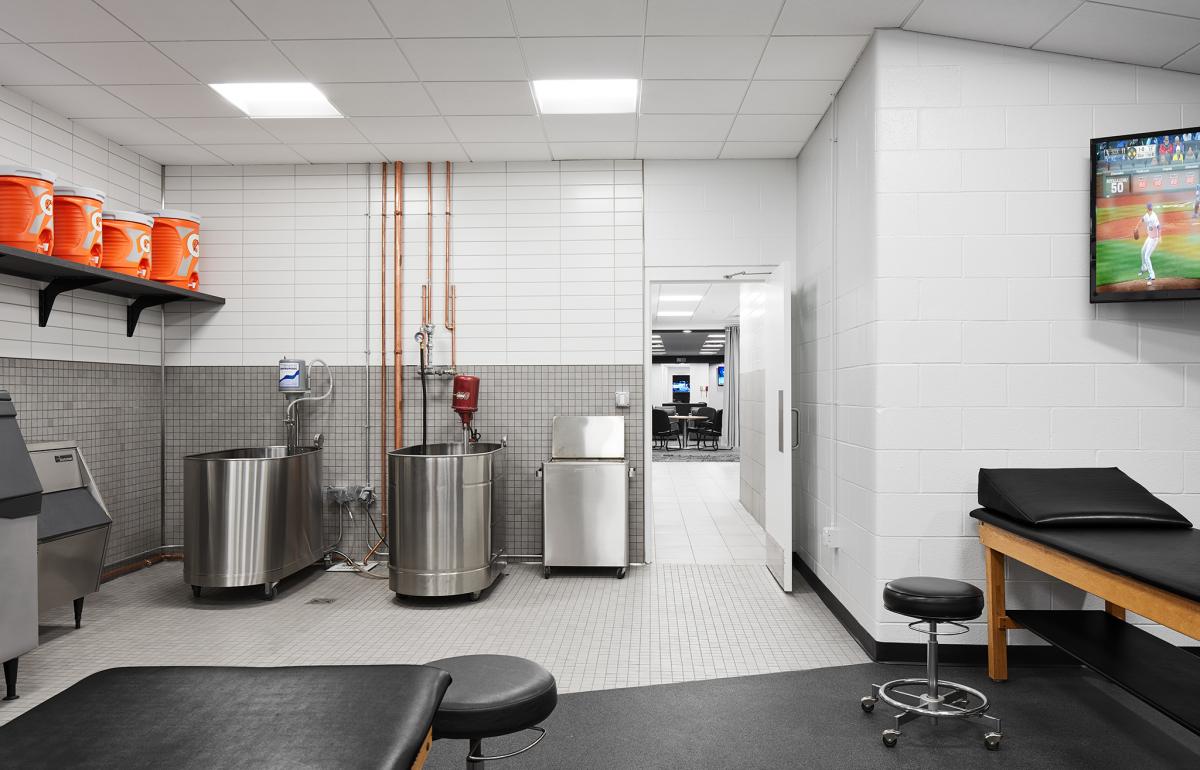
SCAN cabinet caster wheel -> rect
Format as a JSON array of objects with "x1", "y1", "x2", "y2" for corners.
[
  {"x1": 882, "y1": 729, "x2": 899, "y2": 748},
  {"x1": 860, "y1": 696, "x2": 876, "y2": 713},
  {"x1": 263, "y1": 583, "x2": 277, "y2": 601},
  {"x1": 543, "y1": 567, "x2": 551, "y2": 579},
  {"x1": 984, "y1": 733, "x2": 1002, "y2": 751},
  {"x1": 469, "y1": 591, "x2": 481, "y2": 602},
  {"x1": 616, "y1": 567, "x2": 626, "y2": 579},
  {"x1": 191, "y1": 585, "x2": 202, "y2": 598}
]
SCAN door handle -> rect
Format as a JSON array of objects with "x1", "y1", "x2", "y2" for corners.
[
  {"x1": 791, "y1": 408, "x2": 800, "y2": 450},
  {"x1": 777, "y1": 390, "x2": 784, "y2": 453}
]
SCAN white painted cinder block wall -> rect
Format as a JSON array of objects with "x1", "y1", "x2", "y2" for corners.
[
  {"x1": 0, "y1": 85, "x2": 164, "y2": 363},
  {"x1": 798, "y1": 29, "x2": 1200, "y2": 647}
]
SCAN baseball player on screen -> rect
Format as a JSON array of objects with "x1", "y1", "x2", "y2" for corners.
[
  {"x1": 1134, "y1": 202, "x2": 1161, "y2": 286},
  {"x1": 1193, "y1": 183, "x2": 1199, "y2": 220}
]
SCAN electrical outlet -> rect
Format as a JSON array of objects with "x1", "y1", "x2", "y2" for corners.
[{"x1": 821, "y1": 526, "x2": 842, "y2": 549}]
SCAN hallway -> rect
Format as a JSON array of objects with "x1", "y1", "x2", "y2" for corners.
[{"x1": 651, "y1": 462, "x2": 766, "y2": 565}]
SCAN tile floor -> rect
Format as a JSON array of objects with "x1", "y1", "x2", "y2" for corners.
[
  {"x1": 651, "y1": 461, "x2": 766, "y2": 564},
  {"x1": 1, "y1": 558, "x2": 867, "y2": 727}
]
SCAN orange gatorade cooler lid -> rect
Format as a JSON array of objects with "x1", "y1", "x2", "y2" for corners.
[
  {"x1": 102, "y1": 210, "x2": 153, "y2": 228},
  {"x1": 54, "y1": 184, "x2": 106, "y2": 203},
  {"x1": 0, "y1": 166, "x2": 57, "y2": 183},
  {"x1": 140, "y1": 208, "x2": 201, "y2": 224}
]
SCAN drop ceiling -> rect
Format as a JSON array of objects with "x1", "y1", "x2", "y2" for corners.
[
  {"x1": 0, "y1": 1, "x2": 1196, "y2": 165},
  {"x1": 651, "y1": 283, "x2": 741, "y2": 330}
]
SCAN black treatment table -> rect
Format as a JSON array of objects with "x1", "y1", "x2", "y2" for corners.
[
  {"x1": 0, "y1": 665, "x2": 452, "y2": 769},
  {"x1": 972, "y1": 508, "x2": 1200, "y2": 735}
]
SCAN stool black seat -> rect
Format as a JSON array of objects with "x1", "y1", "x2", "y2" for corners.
[
  {"x1": 863, "y1": 576, "x2": 1002, "y2": 751},
  {"x1": 883, "y1": 576, "x2": 984, "y2": 621},
  {"x1": 428, "y1": 655, "x2": 557, "y2": 768}
]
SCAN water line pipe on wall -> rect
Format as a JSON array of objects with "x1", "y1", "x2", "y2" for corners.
[
  {"x1": 444, "y1": 161, "x2": 457, "y2": 370},
  {"x1": 365, "y1": 161, "x2": 390, "y2": 565},
  {"x1": 393, "y1": 161, "x2": 404, "y2": 451}
]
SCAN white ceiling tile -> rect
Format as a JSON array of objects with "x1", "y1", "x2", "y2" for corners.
[
  {"x1": 904, "y1": 0, "x2": 1083, "y2": 49},
  {"x1": 727, "y1": 114, "x2": 819, "y2": 141},
  {"x1": 520, "y1": 37, "x2": 643, "y2": 79},
  {"x1": 209, "y1": 144, "x2": 307, "y2": 164},
  {"x1": 0, "y1": 44, "x2": 87, "y2": 84},
  {"x1": 159, "y1": 117, "x2": 278, "y2": 144},
  {"x1": 446, "y1": 115, "x2": 544, "y2": 142},
  {"x1": 97, "y1": 0, "x2": 264, "y2": 41},
  {"x1": 424, "y1": 82, "x2": 536, "y2": 115},
  {"x1": 290, "y1": 143, "x2": 385, "y2": 162},
  {"x1": 321, "y1": 83, "x2": 437, "y2": 116},
  {"x1": 232, "y1": 0, "x2": 388, "y2": 39},
  {"x1": 375, "y1": 143, "x2": 469, "y2": 161},
  {"x1": 461, "y1": 142, "x2": 552, "y2": 161},
  {"x1": 0, "y1": 30, "x2": 15, "y2": 43},
  {"x1": 642, "y1": 37, "x2": 767, "y2": 79},
  {"x1": 755, "y1": 36, "x2": 868, "y2": 80},
  {"x1": 1036, "y1": 4, "x2": 1200, "y2": 67},
  {"x1": 256, "y1": 117, "x2": 369, "y2": 143},
  {"x1": 1167, "y1": 44, "x2": 1200, "y2": 75},
  {"x1": 646, "y1": 0, "x2": 783, "y2": 35},
  {"x1": 740, "y1": 80, "x2": 838, "y2": 113},
  {"x1": 542, "y1": 114, "x2": 636, "y2": 141},
  {"x1": 275, "y1": 40, "x2": 416, "y2": 83},
  {"x1": 372, "y1": 0, "x2": 515, "y2": 37},
  {"x1": 398, "y1": 38, "x2": 527, "y2": 81},
  {"x1": 126, "y1": 144, "x2": 228, "y2": 165},
  {"x1": 639, "y1": 80, "x2": 748, "y2": 113},
  {"x1": 637, "y1": 114, "x2": 734, "y2": 141},
  {"x1": 550, "y1": 141, "x2": 635, "y2": 159},
  {"x1": 510, "y1": 0, "x2": 645, "y2": 36},
  {"x1": 636, "y1": 141, "x2": 723, "y2": 159},
  {"x1": 350, "y1": 116, "x2": 455, "y2": 143},
  {"x1": 105, "y1": 85, "x2": 245, "y2": 118},
  {"x1": 774, "y1": 0, "x2": 920, "y2": 35},
  {"x1": 35, "y1": 42, "x2": 195, "y2": 85},
  {"x1": 1100, "y1": 1, "x2": 1200, "y2": 19},
  {"x1": 8, "y1": 85, "x2": 144, "y2": 118},
  {"x1": 719, "y1": 140, "x2": 805, "y2": 158},
  {"x1": 75, "y1": 118, "x2": 190, "y2": 145},
  {"x1": 154, "y1": 41, "x2": 301, "y2": 83},
  {"x1": 0, "y1": 0, "x2": 139, "y2": 42}
]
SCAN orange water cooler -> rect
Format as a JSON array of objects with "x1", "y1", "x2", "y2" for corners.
[
  {"x1": 51, "y1": 185, "x2": 105, "y2": 267},
  {"x1": 100, "y1": 210, "x2": 153, "y2": 278},
  {"x1": 142, "y1": 209, "x2": 200, "y2": 290},
  {"x1": 0, "y1": 167, "x2": 56, "y2": 255}
]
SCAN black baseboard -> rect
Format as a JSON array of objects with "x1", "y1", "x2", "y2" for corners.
[{"x1": 791, "y1": 553, "x2": 1079, "y2": 666}]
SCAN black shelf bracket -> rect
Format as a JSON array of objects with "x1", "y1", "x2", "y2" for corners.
[
  {"x1": 39, "y1": 278, "x2": 107, "y2": 327},
  {"x1": 127, "y1": 296, "x2": 173, "y2": 338}
]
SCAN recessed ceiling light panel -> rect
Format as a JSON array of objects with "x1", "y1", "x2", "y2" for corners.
[
  {"x1": 656, "y1": 311, "x2": 692, "y2": 317},
  {"x1": 210, "y1": 82, "x2": 341, "y2": 118},
  {"x1": 532, "y1": 79, "x2": 638, "y2": 114},
  {"x1": 660, "y1": 295, "x2": 702, "y2": 302}
]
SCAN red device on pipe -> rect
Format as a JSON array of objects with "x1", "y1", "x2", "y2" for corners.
[{"x1": 452, "y1": 374, "x2": 480, "y2": 442}]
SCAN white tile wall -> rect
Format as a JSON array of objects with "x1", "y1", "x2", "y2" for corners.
[
  {"x1": 163, "y1": 160, "x2": 644, "y2": 366},
  {"x1": 0, "y1": 85, "x2": 164, "y2": 363},
  {"x1": 797, "y1": 29, "x2": 1200, "y2": 647}
]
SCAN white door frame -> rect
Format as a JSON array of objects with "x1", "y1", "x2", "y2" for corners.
[{"x1": 642, "y1": 265, "x2": 777, "y2": 564}]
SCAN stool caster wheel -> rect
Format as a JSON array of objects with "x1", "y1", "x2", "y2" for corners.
[
  {"x1": 984, "y1": 732, "x2": 1002, "y2": 751},
  {"x1": 860, "y1": 696, "x2": 876, "y2": 713},
  {"x1": 191, "y1": 585, "x2": 202, "y2": 598},
  {"x1": 543, "y1": 567, "x2": 551, "y2": 579},
  {"x1": 882, "y1": 729, "x2": 899, "y2": 748}
]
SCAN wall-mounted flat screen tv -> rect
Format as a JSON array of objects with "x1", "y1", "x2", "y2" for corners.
[
  {"x1": 671, "y1": 375, "x2": 690, "y2": 393},
  {"x1": 1092, "y1": 127, "x2": 1200, "y2": 302},
  {"x1": 717, "y1": 365, "x2": 725, "y2": 386}
]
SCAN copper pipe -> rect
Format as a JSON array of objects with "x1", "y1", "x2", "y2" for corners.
[
  {"x1": 444, "y1": 161, "x2": 457, "y2": 369},
  {"x1": 100, "y1": 551, "x2": 180, "y2": 583},
  {"x1": 393, "y1": 161, "x2": 403, "y2": 450},
  {"x1": 425, "y1": 161, "x2": 434, "y2": 326}
]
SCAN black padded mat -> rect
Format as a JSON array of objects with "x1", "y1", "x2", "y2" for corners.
[
  {"x1": 0, "y1": 665, "x2": 451, "y2": 770},
  {"x1": 972, "y1": 508, "x2": 1200, "y2": 603}
]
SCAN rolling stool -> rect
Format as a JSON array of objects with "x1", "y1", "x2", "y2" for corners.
[
  {"x1": 860, "y1": 577, "x2": 1003, "y2": 751},
  {"x1": 427, "y1": 655, "x2": 557, "y2": 768}
]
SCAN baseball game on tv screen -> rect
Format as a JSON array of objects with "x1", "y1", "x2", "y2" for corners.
[{"x1": 1092, "y1": 126, "x2": 1200, "y2": 302}]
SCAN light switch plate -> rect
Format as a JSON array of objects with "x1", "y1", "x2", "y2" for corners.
[{"x1": 615, "y1": 390, "x2": 630, "y2": 408}]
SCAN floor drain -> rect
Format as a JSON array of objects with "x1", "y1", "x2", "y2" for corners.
[{"x1": 306, "y1": 598, "x2": 336, "y2": 604}]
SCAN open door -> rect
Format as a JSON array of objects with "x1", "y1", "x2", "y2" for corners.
[{"x1": 740, "y1": 264, "x2": 793, "y2": 591}]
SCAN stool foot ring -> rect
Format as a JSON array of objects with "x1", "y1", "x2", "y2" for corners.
[
  {"x1": 466, "y1": 726, "x2": 546, "y2": 764},
  {"x1": 864, "y1": 679, "x2": 1003, "y2": 750}
]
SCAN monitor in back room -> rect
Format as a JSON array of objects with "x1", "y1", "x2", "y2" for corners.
[{"x1": 1092, "y1": 127, "x2": 1200, "y2": 302}]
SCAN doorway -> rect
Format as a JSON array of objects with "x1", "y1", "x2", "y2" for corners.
[{"x1": 647, "y1": 281, "x2": 764, "y2": 565}]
